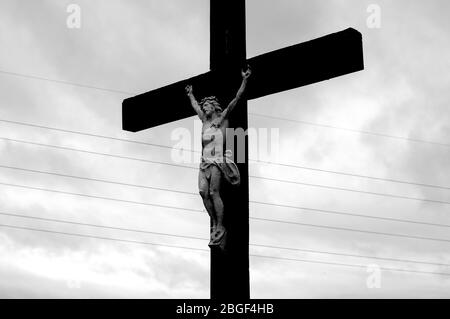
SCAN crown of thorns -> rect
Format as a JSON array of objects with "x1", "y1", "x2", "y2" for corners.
[{"x1": 200, "y1": 96, "x2": 222, "y2": 112}]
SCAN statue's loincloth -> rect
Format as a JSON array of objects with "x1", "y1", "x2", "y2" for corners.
[{"x1": 199, "y1": 150, "x2": 240, "y2": 186}]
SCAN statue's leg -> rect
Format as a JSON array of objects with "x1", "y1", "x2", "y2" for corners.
[
  {"x1": 209, "y1": 166, "x2": 225, "y2": 235},
  {"x1": 199, "y1": 169, "x2": 216, "y2": 232}
]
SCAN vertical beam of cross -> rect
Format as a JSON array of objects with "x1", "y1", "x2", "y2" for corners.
[{"x1": 209, "y1": 0, "x2": 249, "y2": 300}]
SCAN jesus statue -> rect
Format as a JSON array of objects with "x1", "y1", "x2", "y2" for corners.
[{"x1": 185, "y1": 66, "x2": 252, "y2": 249}]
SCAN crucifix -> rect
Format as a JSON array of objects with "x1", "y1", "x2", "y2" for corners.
[{"x1": 122, "y1": 1, "x2": 363, "y2": 299}]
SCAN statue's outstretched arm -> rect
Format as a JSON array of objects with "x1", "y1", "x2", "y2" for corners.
[
  {"x1": 220, "y1": 66, "x2": 252, "y2": 120},
  {"x1": 185, "y1": 85, "x2": 204, "y2": 120}
]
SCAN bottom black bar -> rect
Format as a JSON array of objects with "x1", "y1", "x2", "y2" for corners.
[{"x1": 1, "y1": 299, "x2": 448, "y2": 318}]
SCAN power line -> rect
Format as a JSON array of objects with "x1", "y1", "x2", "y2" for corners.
[
  {"x1": 0, "y1": 164, "x2": 198, "y2": 197},
  {"x1": 0, "y1": 211, "x2": 205, "y2": 241},
  {"x1": 2, "y1": 210, "x2": 448, "y2": 267},
  {"x1": 1, "y1": 223, "x2": 449, "y2": 277},
  {"x1": 250, "y1": 254, "x2": 450, "y2": 277},
  {"x1": 250, "y1": 200, "x2": 450, "y2": 228},
  {"x1": 0, "y1": 181, "x2": 204, "y2": 213},
  {"x1": 1, "y1": 163, "x2": 449, "y2": 228},
  {"x1": 1, "y1": 68, "x2": 448, "y2": 148},
  {"x1": 249, "y1": 112, "x2": 450, "y2": 148},
  {"x1": 250, "y1": 243, "x2": 450, "y2": 267},
  {"x1": 0, "y1": 118, "x2": 182, "y2": 152},
  {"x1": 1, "y1": 181, "x2": 450, "y2": 244},
  {"x1": 0, "y1": 136, "x2": 198, "y2": 170},
  {"x1": 2, "y1": 136, "x2": 449, "y2": 205},
  {"x1": 251, "y1": 216, "x2": 450, "y2": 244},
  {"x1": 1, "y1": 118, "x2": 449, "y2": 190},
  {"x1": 252, "y1": 158, "x2": 450, "y2": 191},
  {"x1": 251, "y1": 175, "x2": 450, "y2": 205},
  {"x1": 0, "y1": 69, "x2": 133, "y2": 95},
  {"x1": 0, "y1": 223, "x2": 208, "y2": 252}
]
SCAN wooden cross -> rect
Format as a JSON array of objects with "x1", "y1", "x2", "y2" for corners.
[{"x1": 122, "y1": 1, "x2": 363, "y2": 299}]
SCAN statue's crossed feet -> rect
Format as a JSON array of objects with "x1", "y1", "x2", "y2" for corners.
[{"x1": 209, "y1": 226, "x2": 227, "y2": 250}]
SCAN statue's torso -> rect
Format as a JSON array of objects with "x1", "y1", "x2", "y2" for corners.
[{"x1": 202, "y1": 117, "x2": 228, "y2": 159}]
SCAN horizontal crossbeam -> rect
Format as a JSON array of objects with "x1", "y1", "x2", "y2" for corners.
[{"x1": 122, "y1": 28, "x2": 363, "y2": 132}]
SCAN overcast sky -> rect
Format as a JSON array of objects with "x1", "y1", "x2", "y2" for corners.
[{"x1": 0, "y1": 0, "x2": 449, "y2": 298}]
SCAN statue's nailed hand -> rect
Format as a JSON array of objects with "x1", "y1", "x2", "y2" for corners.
[
  {"x1": 242, "y1": 65, "x2": 252, "y2": 79},
  {"x1": 185, "y1": 85, "x2": 193, "y2": 96}
]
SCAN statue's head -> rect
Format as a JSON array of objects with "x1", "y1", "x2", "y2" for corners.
[{"x1": 200, "y1": 96, "x2": 222, "y2": 116}]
